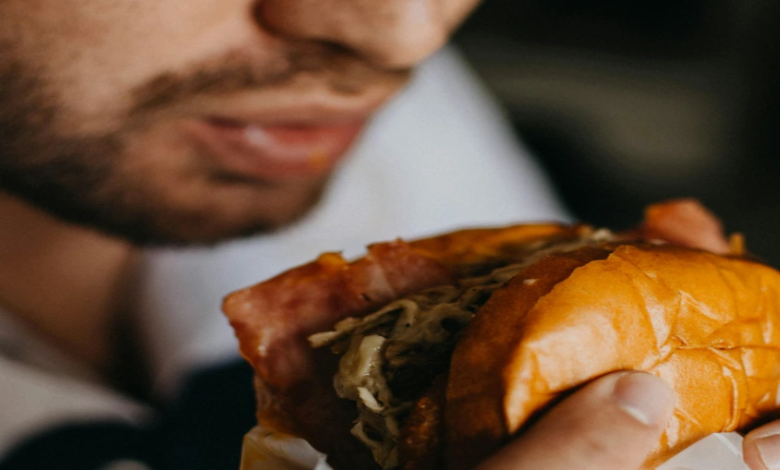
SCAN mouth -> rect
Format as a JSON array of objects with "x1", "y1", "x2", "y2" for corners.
[{"x1": 185, "y1": 114, "x2": 368, "y2": 182}]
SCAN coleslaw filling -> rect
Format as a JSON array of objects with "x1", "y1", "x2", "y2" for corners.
[{"x1": 308, "y1": 228, "x2": 615, "y2": 469}]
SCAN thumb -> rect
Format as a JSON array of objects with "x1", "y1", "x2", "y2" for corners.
[
  {"x1": 475, "y1": 371, "x2": 676, "y2": 470},
  {"x1": 743, "y1": 420, "x2": 780, "y2": 470}
]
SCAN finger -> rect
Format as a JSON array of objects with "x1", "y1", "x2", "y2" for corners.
[
  {"x1": 744, "y1": 421, "x2": 780, "y2": 470},
  {"x1": 475, "y1": 371, "x2": 676, "y2": 470}
]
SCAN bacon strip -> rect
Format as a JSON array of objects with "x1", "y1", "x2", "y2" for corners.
[
  {"x1": 223, "y1": 240, "x2": 456, "y2": 469},
  {"x1": 639, "y1": 199, "x2": 731, "y2": 254}
]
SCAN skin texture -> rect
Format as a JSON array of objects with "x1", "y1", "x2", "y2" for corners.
[
  {"x1": 0, "y1": 0, "x2": 478, "y2": 244},
  {"x1": 744, "y1": 422, "x2": 780, "y2": 470},
  {"x1": 475, "y1": 372, "x2": 676, "y2": 470}
]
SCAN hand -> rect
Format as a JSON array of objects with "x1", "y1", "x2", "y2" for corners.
[
  {"x1": 475, "y1": 371, "x2": 676, "y2": 470},
  {"x1": 744, "y1": 420, "x2": 780, "y2": 470}
]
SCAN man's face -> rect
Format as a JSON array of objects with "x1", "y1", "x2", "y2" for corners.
[{"x1": 0, "y1": 0, "x2": 480, "y2": 244}]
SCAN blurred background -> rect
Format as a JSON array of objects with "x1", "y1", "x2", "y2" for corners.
[{"x1": 453, "y1": 0, "x2": 780, "y2": 266}]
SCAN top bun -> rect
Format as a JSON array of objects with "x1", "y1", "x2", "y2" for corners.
[{"x1": 447, "y1": 242, "x2": 780, "y2": 470}]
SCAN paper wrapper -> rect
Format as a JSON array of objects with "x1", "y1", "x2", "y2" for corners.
[
  {"x1": 656, "y1": 433, "x2": 749, "y2": 470},
  {"x1": 240, "y1": 425, "x2": 331, "y2": 470},
  {"x1": 240, "y1": 425, "x2": 749, "y2": 470}
]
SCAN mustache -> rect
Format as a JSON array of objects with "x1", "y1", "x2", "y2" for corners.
[{"x1": 130, "y1": 43, "x2": 410, "y2": 115}]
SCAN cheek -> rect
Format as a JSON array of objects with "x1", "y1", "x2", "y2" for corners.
[
  {"x1": 3, "y1": 0, "x2": 266, "y2": 134},
  {"x1": 444, "y1": 0, "x2": 484, "y2": 29}
]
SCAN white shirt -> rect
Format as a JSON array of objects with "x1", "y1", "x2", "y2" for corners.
[{"x1": 0, "y1": 47, "x2": 567, "y2": 464}]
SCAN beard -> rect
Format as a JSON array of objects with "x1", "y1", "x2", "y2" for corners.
[{"x1": 0, "y1": 46, "x2": 389, "y2": 246}]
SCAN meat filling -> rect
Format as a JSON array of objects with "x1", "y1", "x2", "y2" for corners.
[{"x1": 308, "y1": 228, "x2": 615, "y2": 469}]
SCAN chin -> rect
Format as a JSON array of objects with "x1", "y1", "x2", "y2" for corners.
[{"x1": 116, "y1": 178, "x2": 329, "y2": 246}]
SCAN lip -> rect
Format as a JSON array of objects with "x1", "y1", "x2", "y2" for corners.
[{"x1": 185, "y1": 115, "x2": 367, "y2": 181}]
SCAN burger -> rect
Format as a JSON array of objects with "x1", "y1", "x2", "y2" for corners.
[{"x1": 223, "y1": 200, "x2": 780, "y2": 470}]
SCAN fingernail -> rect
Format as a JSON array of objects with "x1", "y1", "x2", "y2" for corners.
[
  {"x1": 612, "y1": 372, "x2": 675, "y2": 427},
  {"x1": 755, "y1": 434, "x2": 780, "y2": 469}
]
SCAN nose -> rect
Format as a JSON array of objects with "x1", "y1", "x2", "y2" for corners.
[{"x1": 257, "y1": 0, "x2": 450, "y2": 69}]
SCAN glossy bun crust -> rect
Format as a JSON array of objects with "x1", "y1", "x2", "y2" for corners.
[{"x1": 447, "y1": 243, "x2": 780, "y2": 470}]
